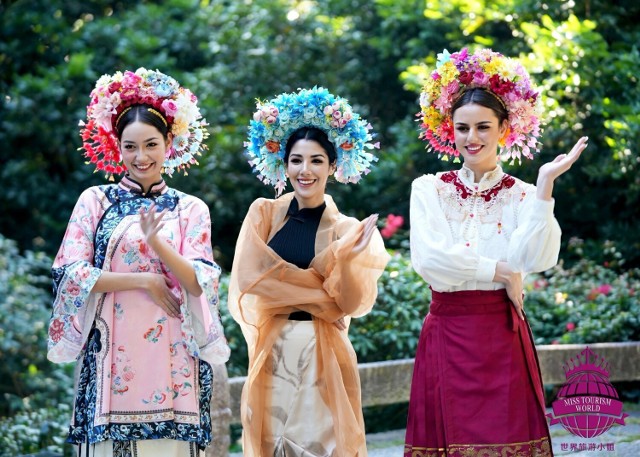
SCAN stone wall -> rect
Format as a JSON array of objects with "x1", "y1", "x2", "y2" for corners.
[{"x1": 207, "y1": 341, "x2": 640, "y2": 455}]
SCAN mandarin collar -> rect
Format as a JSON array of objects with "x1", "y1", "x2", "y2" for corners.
[
  {"x1": 119, "y1": 174, "x2": 167, "y2": 197},
  {"x1": 458, "y1": 164, "x2": 504, "y2": 191},
  {"x1": 286, "y1": 196, "x2": 327, "y2": 222}
]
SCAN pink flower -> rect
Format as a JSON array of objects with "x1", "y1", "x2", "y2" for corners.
[
  {"x1": 533, "y1": 279, "x2": 548, "y2": 289},
  {"x1": 161, "y1": 99, "x2": 179, "y2": 117},
  {"x1": 473, "y1": 71, "x2": 489, "y2": 85},
  {"x1": 380, "y1": 214, "x2": 404, "y2": 239},
  {"x1": 587, "y1": 283, "x2": 613, "y2": 300},
  {"x1": 122, "y1": 71, "x2": 142, "y2": 88},
  {"x1": 597, "y1": 284, "x2": 612, "y2": 295},
  {"x1": 122, "y1": 369, "x2": 135, "y2": 382},
  {"x1": 566, "y1": 322, "x2": 576, "y2": 332},
  {"x1": 67, "y1": 284, "x2": 80, "y2": 296}
]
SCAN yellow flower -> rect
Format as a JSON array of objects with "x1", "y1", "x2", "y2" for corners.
[
  {"x1": 437, "y1": 62, "x2": 458, "y2": 85},
  {"x1": 555, "y1": 292, "x2": 568, "y2": 304},
  {"x1": 171, "y1": 118, "x2": 189, "y2": 135}
]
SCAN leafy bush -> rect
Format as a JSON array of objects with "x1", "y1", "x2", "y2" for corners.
[
  {"x1": 526, "y1": 240, "x2": 640, "y2": 345},
  {"x1": 0, "y1": 405, "x2": 72, "y2": 457},
  {"x1": 351, "y1": 250, "x2": 430, "y2": 362},
  {"x1": 0, "y1": 235, "x2": 75, "y2": 455}
]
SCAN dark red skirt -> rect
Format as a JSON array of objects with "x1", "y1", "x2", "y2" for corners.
[{"x1": 404, "y1": 289, "x2": 553, "y2": 457}]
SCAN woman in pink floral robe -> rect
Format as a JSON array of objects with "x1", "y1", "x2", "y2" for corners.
[{"x1": 47, "y1": 68, "x2": 229, "y2": 457}]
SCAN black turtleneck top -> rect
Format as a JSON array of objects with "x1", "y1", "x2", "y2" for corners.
[{"x1": 267, "y1": 197, "x2": 326, "y2": 269}]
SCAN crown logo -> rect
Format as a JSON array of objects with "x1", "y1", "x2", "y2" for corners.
[{"x1": 563, "y1": 346, "x2": 610, "y2": 379}]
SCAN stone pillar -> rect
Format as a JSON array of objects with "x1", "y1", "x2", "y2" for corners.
[{"x1": 206, "y1": 363, "x2": 232, "y2": 457}]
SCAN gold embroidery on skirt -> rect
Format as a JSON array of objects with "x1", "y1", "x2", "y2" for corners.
[{"x1": 404, "y1": 437, "x2": 552, "y2": 457}]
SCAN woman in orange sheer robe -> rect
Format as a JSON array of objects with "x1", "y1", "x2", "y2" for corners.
[{"x1": 228, "y1": 122, "x2": 389, "y2": 456}]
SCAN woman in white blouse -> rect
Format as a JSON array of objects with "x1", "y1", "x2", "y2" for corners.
[{"x1": 404, "y1": 48, "x2": 587, "y2": 457}]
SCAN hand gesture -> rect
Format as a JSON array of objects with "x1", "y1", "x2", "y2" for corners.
[
  {"x1": 139, "y1": 203, "x2": 167, "y2": 245},
  {"x1": 538, "y1": 136, "x2": 588, "y2": 183},
  {"x1": 144, "y1": 272, "x2": 181, "y2": 318},
  {"x1": 494, "y1": 262, "x2": 524, "y2": 320},
  {"x1": 352, "y1": 214, "x2": 379, "y2": 256},
  {"x1": 333, "y1": 316, "x2": 347, "y2": 331}
]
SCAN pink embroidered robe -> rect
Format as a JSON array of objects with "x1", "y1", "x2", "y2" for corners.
[{"x1": 47, "y1": 176, "x2": 229, "y2": 447}]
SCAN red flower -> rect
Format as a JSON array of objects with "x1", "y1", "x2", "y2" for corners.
[
  {"x1": 458, "y1": 71, "x2": 473, "y2": 85},
  {"x1": 489, "y1": 74, "x2": 515, "y2": 96},
  {"x1": 49, "y1": 319, "x2": 65, "y2": 343},
  {"x1": 340, "y1": 142, "x2": 354, "y2": 151},
  {"x1": 566, "y1": 322, "x2": 576, "y2": 332}
]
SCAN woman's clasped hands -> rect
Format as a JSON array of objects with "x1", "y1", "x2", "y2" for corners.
[{"x1": 139, "y1": 203, "x2": 182, "y2": 318}]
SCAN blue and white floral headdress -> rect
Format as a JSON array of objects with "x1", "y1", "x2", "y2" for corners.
[{"x1": 245, "y1": 87, "x2": 380, "y2": 195}]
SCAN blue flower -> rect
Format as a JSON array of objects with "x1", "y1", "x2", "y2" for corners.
[{"x1": 436, "y1": 49, "x2": 451, "y2": 68}]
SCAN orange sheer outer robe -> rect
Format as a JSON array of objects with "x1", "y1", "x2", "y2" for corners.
[{"x1": 228, "y1": 192, "x2": 390, "y2": 456}]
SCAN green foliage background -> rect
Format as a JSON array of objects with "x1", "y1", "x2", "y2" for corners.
[
  {"x1": 2, "y1": 0, "x2": 640, "y2": 453},
  {"x1": 2, "y1": 0, "x2": 639, "y2": 269}
]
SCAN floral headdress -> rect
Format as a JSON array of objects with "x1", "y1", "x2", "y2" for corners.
[
  {"x1": 418, "y1": 48, "x2": 543, "y2": 163},
  {"x1": 245, "y1": 87, "x2": 380, "y2": 195},
  {"x1": 79, "y1": 68, "x2": 209, "y2": 179}
]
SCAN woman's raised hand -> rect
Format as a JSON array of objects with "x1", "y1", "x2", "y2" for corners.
[
  {"x1": 536, "y1": 136, "x2": 588, "y2": 200},
  {"x1": 351, "y1": 214, "x2": 379, "y2": 255},
  {"x1": 139, "y1": 203, "x2": 167, "y2": 245}
]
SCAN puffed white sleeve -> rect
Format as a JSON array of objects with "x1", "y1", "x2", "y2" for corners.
[
  {"x1": 410, "y1": 175, "x2": 498, "y2": 291},
  {"x1": 507, "y1": 184, "x2": 561, "y2": 274}
]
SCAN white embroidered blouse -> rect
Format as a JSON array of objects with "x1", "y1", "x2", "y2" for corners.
[{"x1": 410, "y1": 164, "x2": 561, "y2": 292}]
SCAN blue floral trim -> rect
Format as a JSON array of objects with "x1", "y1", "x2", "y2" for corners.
[{"x1": 93, "y1": 185, "x2": 179, "y2": 268}]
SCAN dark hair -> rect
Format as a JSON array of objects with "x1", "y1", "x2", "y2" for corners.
[
  {"x1": 284, "y1": 127, "x2": 337, "y2": 164},
  {"x1": 115, "y1": 104, "x2": 170, "y2": 140},
  {"x1": 451, "y1": 88, "x2": 508, "y2": 125}
]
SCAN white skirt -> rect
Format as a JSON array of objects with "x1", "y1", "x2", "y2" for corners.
[
  {"x1": 269, "y1": 321, "x2": 336, "y2": 457},
  {"x1": 76, "y1": 439, "x2": 204, "y2": 457}
]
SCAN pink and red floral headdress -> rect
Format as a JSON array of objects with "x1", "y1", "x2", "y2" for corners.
[
  {"x1": 418, "y1": 48, "x2": 543, "y2": 163},
  {"x1": 79, "y1": 68, "x2": 209, "y2": 179}
]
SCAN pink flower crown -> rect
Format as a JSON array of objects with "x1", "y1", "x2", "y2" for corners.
[
  {"x1": 418, "y1": 48, "x2": 543, "y2": 163},
  {"x1": 79, "y1": 68, "x2": 209, "y2": 179}
]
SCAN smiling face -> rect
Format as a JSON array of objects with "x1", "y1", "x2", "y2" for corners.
[
  {"x1": 452, "y1": 102, "x2": 508, "y2": 182},
  {"x1": 286, "y1": 139, "x2": 336, "y2": 209},
  {"x1": 119, "y1": 121, "x2": 172, "y2": 190}
]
